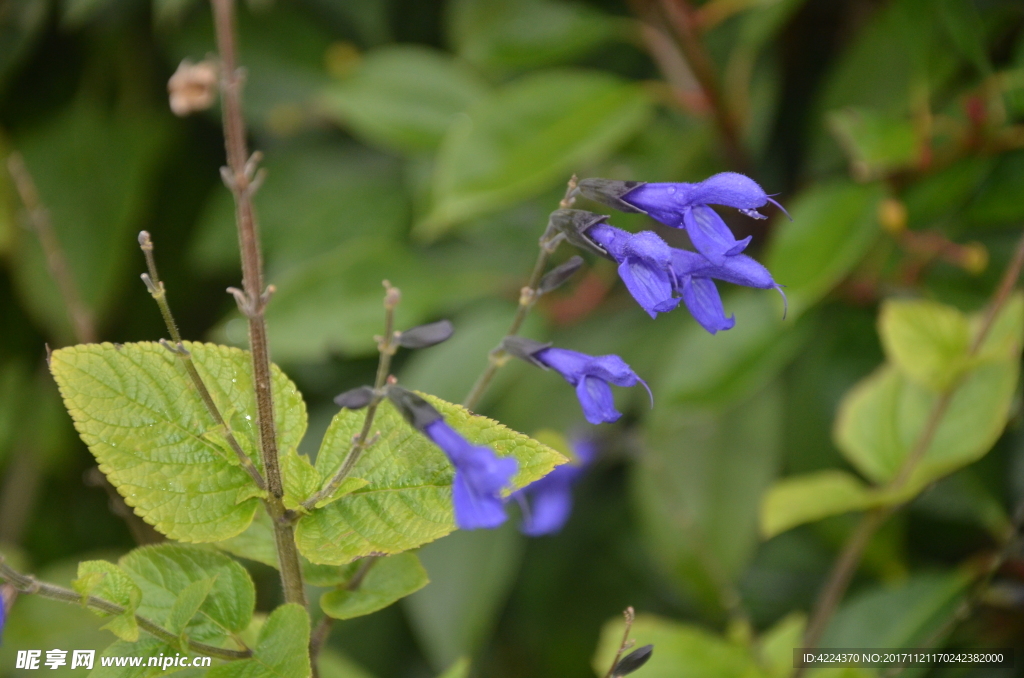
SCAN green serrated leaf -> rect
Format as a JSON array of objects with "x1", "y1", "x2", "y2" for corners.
[
  {"x1": 282, "y1": 449, "x2": 322, "y2": 512},
  {"x1": 313, "y1": 477, "x2": 370, "y2": 510},
  {"x1": 319, "y1": 45, "x2": 488, "y2": 154},
  {"x1": 49, "y1": 341, "x2": 306, "y2": 542},
  {"x1": 214, "y1": 507, "x2": 279, "y2": 569},
  {"x1": 73, "y1": 561, "x2": 143, "y2": 642},
  {"x1": 295, "y1": 395, "x2": 565, "y2": 565},
  {"x1": 207, "y1": 604, "x2": 310, "y2": 678},
  {"x1": 417, "y1": 69, "x2": 651, "y2": 238},
  {"x1": 878, "y1": 299, "x2": 971, "y2": 390},
  {"x1": 760, "y1": 470, "x2": 882, "y2": 539},
  {"x1": 320, "y1": 552, "x2": 429, "y2": 620},
  {"x1": 165, "y1": 578, "x2": 217, "y2": 637},
  {"x1": 118, "y1": 544, "x2": 255, "y2": 646}
]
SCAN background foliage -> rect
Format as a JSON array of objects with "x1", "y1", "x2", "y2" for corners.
[{"x1": 1, "y1": 0, "x2": 1024, "y2": 676}]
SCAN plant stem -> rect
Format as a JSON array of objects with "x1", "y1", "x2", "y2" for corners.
[
  {"x1": 654, "y1": 0, "x2": 750, "y2": 171},
  {"x1": 138, "y1": 232, "x2": 266, "y2": 492},
  {"x1": 301, "y1": 285, "x2": 399, "y2": 512},
  {"x1": 462, "y1": 180, "x2": 574, "y2": 411},
  {"x1": 7, "y1": 152, "x2": 97, "y2": 344},
  {"x1": 603, "y1": 606, "x2": 636, "y2": 678},
  {"x1": 209, "y1": 0, "x2": 304, "y2": 608},
  {"x1": 798, "y1": 229, "x2": 1024, "y2": 663},
  {"x1": 0, "y1": 559, "x2": 251, "y2": 660}
]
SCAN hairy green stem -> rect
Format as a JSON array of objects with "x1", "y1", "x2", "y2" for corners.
[
  {"x1": 210, "y1": 0, "x2": 305, "y2": 609},
  {"x1": 139, "y1": 232, "x2": 266, "y2": 492},
  {"x1": 462, "y1": 180, "x2": 575, "y2": 411},
  {"x1": 0, "y1": 560, "x2": 251, "y2": 660},
  {"x1": 798, "y1": 229, "x2": 1024, "y2": 663}
]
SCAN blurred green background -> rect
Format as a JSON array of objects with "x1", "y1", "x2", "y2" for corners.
[{"x1": 1, "y1": 0, "x2": 1024, "y2": 676}]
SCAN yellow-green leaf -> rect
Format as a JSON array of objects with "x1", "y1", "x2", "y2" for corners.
[
  {"x1": 207, "y1": 604, "x2": 310, "y2": 678},
  {"x1": 879, "y1": 299, "x2": 971, "y2": 390},
  {"x1": 72, "y1": 560, "x2": 142, "y2": 642},
  {"x1": 320, "y1": 553, "x2": 429, "y2": 620},
  {"x1": 49, "y1": 342, "x2": 306, "y2": 542},
  {"x1": 295, "y1": 395, "x2": 565, "y2": 565},
  {"x1": 760, "y1": 470, "x2": 881, "y2": 538}
]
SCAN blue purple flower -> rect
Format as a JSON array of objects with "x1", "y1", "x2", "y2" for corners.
[
  {"x1": 515, "y1": 438, "x2": 597, "y2": 536},
  {"x1": 578, "y1": 173, "x2": 788, "y2": 265},
  {"x1": 586, "y1": 223, "x2": 679, "y2": 318},
  {"x1": 423, "y1": 419, "x2": 518, "y2": 530},
  {"x1": 532, "y1": 346, "x2": 651, "y2": 424}
]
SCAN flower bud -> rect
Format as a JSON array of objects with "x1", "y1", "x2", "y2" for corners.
[
  {"x1": 398, "y1": 320, "x2": 454, "y2": 349},
  {"x1": 334, "y1": 386, "x2": 375, "y2": 410},
  {"x1": 386, "y1": 386, "x2": 443, "y2": 431},
  {"x1": 500, "y1": 336, "x2": 551, "y2": 368},
  {"x1": 537, "y1": 256, "x2": 584, "y2": 295},
  {"x1": 612, "y1": 645, "x2": 653, "y2": 677},
  {"x1": 167, "y1": 59, "x2": 218, "y2": 117}
]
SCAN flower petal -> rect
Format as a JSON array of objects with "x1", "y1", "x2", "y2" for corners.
[
  {"x1": 680, "y1": 276, "x2": 735, "y2": 334},
  {"x1": 618, "y1": 258, "x2": 678, "y2": 318},
  {"x1": 535, "y1": 347, "x2": 590, "y2": 385},
  {"x1": 703, "y1": 253, "x2": 777, "y2": 289},
  {"x1": 689, "y1": 172, "x2": 771, "y2": 210},
  {"x1": 575, "y1": 376, "x2": 621, "y2": 424},
  {"x1": 683, "y1": 205, "x2": 751, "y2": 265},
  {"x1": 519, "y1": 479, "x2": 575, "y2": 536},
  {"x1": 453, "y1": 470, "x2": 509, "y2": 530}
]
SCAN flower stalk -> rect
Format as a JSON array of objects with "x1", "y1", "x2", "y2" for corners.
[{"x1": 462, "y1": 178, "x2": 575, "y2": 410}]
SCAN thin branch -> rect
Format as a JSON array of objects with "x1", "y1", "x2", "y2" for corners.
[
  {"x1": 0, "y1": 559, "x2": 251, "y2": 660},
  {"x1": 798, "y1": 228, "x2": 1024, "y2": 663},
  {"x1": 651, "y1": 0, "x2": 750, "y2": 171},
  {"x1": 603, "y1": 606, "x2": 637, "y2": 678},
  {"x1": 138, "y1": 232, "x2": 266, "y2": 492},
  {"x1": 308, "y1": 556, "x2": 379, "y2": 674},
  {"x1": 209, "y1": 0, "x2": 305, "y2": 608},
  {"x1": 462, "y1": 178, "x2": 574, "y2": 410},
  {"x1": 300, "y1": 285, "x2": 399, "y2": 512},
  {"x1": 7, "y1": 152, "x2": 96, "y2": 343}
]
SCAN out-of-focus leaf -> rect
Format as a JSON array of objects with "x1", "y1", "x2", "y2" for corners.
[
  {"x1": 964, "y1": 151, "x2": 1024, "y2": 227},
  {"x1": 765, "y1": 181, "x2": 883, "y2": 318},
  {"x1": 821, "y1": 571, "x2": 970, "y2": 647},
  {"x1": 447, "y1": 0, "x2": 619, "y2": 72},
  {"x1": 632, "y1": 383, "x2": 782, "y2": 612},
  {"x1": 231, "y1": 238, "x2": 501, "y2": 361},
  {"x1": 810, "y1": 0, "x2": 958, "y2": 173},
  {"x1": 404, "y1": 524, "x2": 524, "y2": 671},
  {"x1": 937, "y1": 0, "x2": 990, "y2": 75},
  {"x1": 0, "y1": 0, "x2": 48, "y2": 93},
  {"x1": 912, "y1": 468, "x2": 1012, "y2": 539},
  {"x1": 757, "y1": 612, "x2": 805, "y2": 678},
  {"x1": 418, "y1": 70, "x2": 651, "y2": 239},
  {"x1": 206, "y1": 604, "x2": 310, "y2": 678},
  {"x1": 902, "y1": 155, "x2": 995, "y2": 228},
  {"x1": 152, "y1": 0, "x2": 202, "y2": 29},
  {"x1": 760, "y1": 470, "x2": 881, "y2": 538},
  {"x1": 827, "y1": 108, "x2": 919, "y2": 179},
  {"x1": 878, "y1": 299, "x2": 971, "y2": 391},
  {"x1": 660, "y1": 292, "x2": 808, "y2": 406},
  {"x1": 592, "y1": 614, "x2": 767, "y2": 678},
  {"x1": 320, "y1": 553, "x2": 429, "y2": 620},
  {"x1": 192, "y1": 141, "x2": 407, "y2": 274},
  {"x1": 835, "y1": 358, "x2": 1018, "y2": 494},
  {"x1": 435, "y1": 658, "x2": 470, "y2": 678},
  {"x1": 318, "y1": 45, "x2": 488, "y2": 154},
  {"x1": 318, "y1": 649, "x2": 378, "y2": 678},
  {"x1": 295, "y1": 396, "x2": 563, "y2": 565},
  {"x1": 61, "y1": 0, "x2": 121, "y2": 28},
  {"x1": 12, "y1": 97, "x2": 170, "y2": 342}
]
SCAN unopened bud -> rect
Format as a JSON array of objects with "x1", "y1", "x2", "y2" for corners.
[
  {"x1": 877, "y1": 198, "x2": 907, "y2": 235},
  {"x1": 168, "y1": 59, "x2": 218, "y2": 117},
  {"x1": 383, "y1": 281, "x2": 401, "y2": 310}
]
